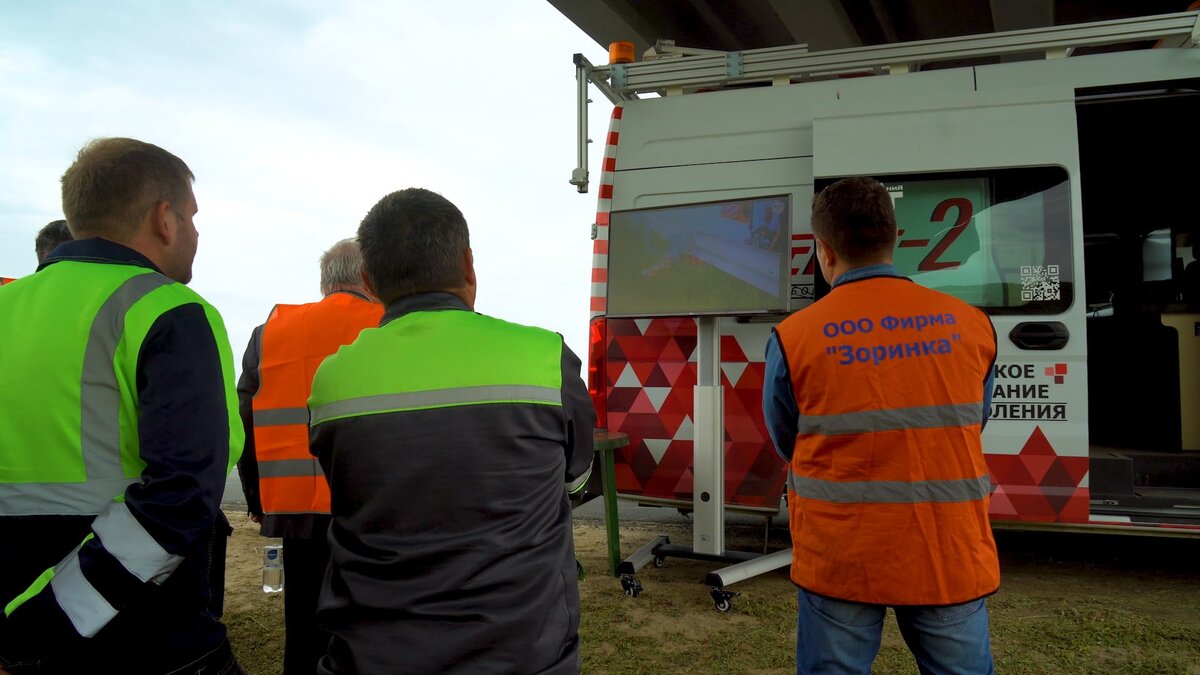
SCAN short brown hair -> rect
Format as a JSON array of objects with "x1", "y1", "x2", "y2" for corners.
[
  {"x1": 811, "y1": 176, "x2": 897, "y2": 265},
  {"x1": 61, "y1": 138, "x2": 194, "y2": 241},
  {"x1": 358, "y1": 188, "x2": 470, "y2": 304}
]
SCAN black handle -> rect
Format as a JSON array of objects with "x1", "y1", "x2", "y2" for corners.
[{"x1": 1008, "y1": 322, "x2": 1070, "y2": 350}]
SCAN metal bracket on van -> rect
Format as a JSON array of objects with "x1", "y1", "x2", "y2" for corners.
[{"x1": 725, "y1": 51, "x2": 743, "y2": 78}]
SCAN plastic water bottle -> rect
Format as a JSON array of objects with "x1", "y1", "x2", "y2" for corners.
[{"x1": 262, "y1": 544, "x2": 284, "y2": 593}]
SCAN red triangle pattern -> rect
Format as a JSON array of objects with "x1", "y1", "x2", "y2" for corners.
[
  {"x1": 982, "y1": 426, "x2": 1090, "y2": 523},
  {"x1": 601, "y1": 318, "x2": 787, "y2": 509}
]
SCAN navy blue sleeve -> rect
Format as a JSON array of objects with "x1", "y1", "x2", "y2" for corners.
[
  {"x1": 560, "y1": 341, "x2": 596, "y2": 481},
  {"x1": 763, "y1": 330, "x2": 799, "y2": 463},
  {"x1": 236, "y1": 324, "x2": 264, "y2": 515},
  {"x1": 982, "y1": 365, "x2": 995, "y2": 431},
  {"x1": 980, "y1": 309, "x2": 998, "y2": 431},
  {"x1": 127, "y1": 302, "x2": 231, "y2": 553},
  {"x1": 0, "y1": 303, "x2": 232, "y2": 648}
]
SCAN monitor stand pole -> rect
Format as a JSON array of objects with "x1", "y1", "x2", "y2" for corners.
[{"x1": 616, "y1": 316, "x2": 791, "y2": 612}]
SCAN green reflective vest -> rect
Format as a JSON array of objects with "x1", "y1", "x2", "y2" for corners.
[
  {"x1": 309, "y1": 308, "x2": 563, "y2": 424},
  {"x1": 0, "y1": 260, "x2": 242, "y2": 516}
]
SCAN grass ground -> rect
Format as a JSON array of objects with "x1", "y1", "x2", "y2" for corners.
[{"x1": 223, "y1": 512, "x2": 1200, "y2": 674}]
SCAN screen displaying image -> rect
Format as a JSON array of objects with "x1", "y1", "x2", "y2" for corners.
[{"x1": 607, "y1": 195, "x2": 791, "y2": 317}]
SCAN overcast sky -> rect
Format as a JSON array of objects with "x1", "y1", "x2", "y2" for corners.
[{"x1": 0, "y1": 0, "x2": 612, "y2": 373}]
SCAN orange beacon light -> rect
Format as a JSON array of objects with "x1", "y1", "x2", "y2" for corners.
[{"x1": 609, "y1": 41, "x2": 635, "y2": 64}]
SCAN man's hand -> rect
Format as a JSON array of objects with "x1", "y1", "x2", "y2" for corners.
[{"x1": 248, "y1": 513, "x2": 262, "y2": 524}]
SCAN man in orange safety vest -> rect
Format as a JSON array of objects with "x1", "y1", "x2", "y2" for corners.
[{"x1": 237, "y1": 238, "x2": 382, "y2": 675}]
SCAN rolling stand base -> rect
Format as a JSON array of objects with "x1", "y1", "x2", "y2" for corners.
[{"x1": 616, "y1": 535, "x2": 788, "y2": 611}]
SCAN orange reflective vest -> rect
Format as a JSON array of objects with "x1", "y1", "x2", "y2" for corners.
[
  {"x1": 252, "y1": 292, "x2": 382, "y2": 516},
  {"x1": 775, "y1": 276, "x2": 999, "y2": 606}
]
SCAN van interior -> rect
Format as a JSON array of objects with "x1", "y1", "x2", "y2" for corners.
[{"x1": 1077, "y1": 78, "x2": 1200, "y2": 524}]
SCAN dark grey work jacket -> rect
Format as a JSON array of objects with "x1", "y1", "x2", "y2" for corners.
[{"x1": 309, "y1": 292, "x2": 595, "y2": 675}]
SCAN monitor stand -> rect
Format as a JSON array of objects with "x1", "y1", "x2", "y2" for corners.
[{"x1": 616, "y1": 316, "x2": 792, "y2": 612}]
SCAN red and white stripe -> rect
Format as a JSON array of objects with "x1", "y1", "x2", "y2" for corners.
[{"x1": 590, "y1": 105, "x2": 623, "y2": 318}]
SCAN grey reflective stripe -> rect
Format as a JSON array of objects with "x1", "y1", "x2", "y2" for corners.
[
  {"x1": 566, "y1": 465, "x2": 593, "y2": 495},
  {"x1": 80, "y1": 272, "x2": 173, "y2": 487},
  {"x1": 258, "y1": 459, "x2": 323, "y2": 478},
  {"x1": 787, "y1": 472, "x2": 992, "y2": 504},
  {"x1": 252, "y1": 407, "x2": 309, "y2": 427},
  {"x1": 91, "y1": 501, "x2": 183, "y2": 585},
  {"x1": 311, "y1": 384, "x2": 562, "y2": 425},
  {"x1": 0, "y1": 479, "x2": 138, "y2": 516},
  {"x1": 796, "y1": 402, "x2": 982, "y2": 436},
  {"x1": 50, "y1": 543, "x2": 117, "y2": 638}
]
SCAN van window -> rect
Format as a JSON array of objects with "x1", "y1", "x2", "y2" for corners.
[{"x1": 864, "y1": 167, "x2": 1072, "y2": 315}]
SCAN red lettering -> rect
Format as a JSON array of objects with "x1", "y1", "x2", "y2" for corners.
[{"x1": 918, "y1": 198, "x2": 973, "y2": 272}]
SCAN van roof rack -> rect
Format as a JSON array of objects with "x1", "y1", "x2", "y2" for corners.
[
  {"x1": 570, "y1": 10, "x2": 1199, "y2": 192},
  {"x1": 579, "y1": 11, "x2": 1199, "y2": 102}
]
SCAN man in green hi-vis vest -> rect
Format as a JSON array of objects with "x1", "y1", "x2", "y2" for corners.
[
  {"x1": 308, "y1": 188, "x2": 595, "y2": 675},
  {"x1": 0, "y1": 138, "x2": 245, "y2": 675}
]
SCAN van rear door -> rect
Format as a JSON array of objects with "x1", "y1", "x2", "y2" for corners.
[{"x1": 813, "y1": 88, "x2": 1090, "y2": 525}]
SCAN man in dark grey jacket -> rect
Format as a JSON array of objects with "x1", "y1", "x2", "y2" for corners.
[{"x1": 308, "y1": 187, "x2": 595, "y2": 675}]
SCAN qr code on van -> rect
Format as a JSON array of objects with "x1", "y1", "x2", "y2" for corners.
[{"x1": 1020, "y1": 265, "x2": 1060, "y2": 301}]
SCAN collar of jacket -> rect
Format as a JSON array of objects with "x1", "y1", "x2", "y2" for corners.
[
  {"x1": 324, "y1": 289, "x2": 373, "y2": 303},
  {"x1": 37, "y1": 237, "x2": 163, "y2": 274},
  {"x1": 832, "y1": 262, "x2": 903, "y2": 288},
  {"x1": 382, "y1": 291, "x2": 471, "y2": 326}
]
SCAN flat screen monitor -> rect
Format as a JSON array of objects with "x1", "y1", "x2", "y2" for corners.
[{"x1": 606, "y1": 195, "x2": 791, "y2": 317}]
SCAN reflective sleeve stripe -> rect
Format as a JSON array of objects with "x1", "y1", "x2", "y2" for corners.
[
  {"x1": 311, "y1": 384, "x2": 563, "y2": 426},
  {"x1": 251, "y1": 407, "x2": 309, "y2": 427},
  {"x1": 91, "y1": 501, "x2": 183, "y2": 585},
  {"x1": 258, "y1": 458, "x2": 323, "y2": 478},
  {"x1": 788, "y1": 471, "x2": 992, "y2": 504},
  {"x1": 567, "y1": 464, "x2": 593, "y2": 495},
  {"x1": 795, "y1": 402, "x2": 983, "y2": 436},
  {"x1": 49, "y1": 537, "x2": 117, "y2": 638}
]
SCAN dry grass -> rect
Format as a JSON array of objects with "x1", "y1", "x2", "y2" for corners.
[{"x1": 223, "y1": 512, "x2": 1200, "y2": 674}]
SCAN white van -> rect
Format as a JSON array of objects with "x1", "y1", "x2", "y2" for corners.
[{"x1": 576, "y1": 12, "x2": 1200, "y2": 535}]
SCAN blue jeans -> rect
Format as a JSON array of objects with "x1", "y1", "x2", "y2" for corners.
[{"x1": 796, "y1": 588, "x2": 994, "y2": 675}]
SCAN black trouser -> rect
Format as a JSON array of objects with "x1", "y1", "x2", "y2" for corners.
[{"x1": 282, "y1": 536, "x2": 332, "y2": 675}]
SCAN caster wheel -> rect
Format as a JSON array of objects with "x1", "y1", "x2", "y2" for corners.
[
  {"x1": 652, "y1": 555, "x2": 666, "y2": 568},
  {"x1": 710, "y1": 587, "x2": 739, "y2": 613},
  {"x1": 620, "y1": 574, "x2": 643, "y2": 598}
]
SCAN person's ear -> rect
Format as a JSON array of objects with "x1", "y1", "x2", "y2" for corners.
[
  {"x1": 815, "y1": 238, "x2": 835, "y2": 269},
  {"x1": 148, "y1": 200, "x2": 174, "y2": 245},
  {"x1": 463, "y1": 248, "x2": 476, "y2": 286},
  {"x1": 815, "y1": 238, "x2": 837, "y2": 284}
]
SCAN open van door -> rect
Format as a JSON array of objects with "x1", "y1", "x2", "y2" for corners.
[{"x1": 813, "y1": 88, "x2": 1090, "y2": 525}]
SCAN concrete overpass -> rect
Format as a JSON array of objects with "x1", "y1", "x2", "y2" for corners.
[{"x1": 549, "y1": 0, "x2": 1190, "y2": 58}]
